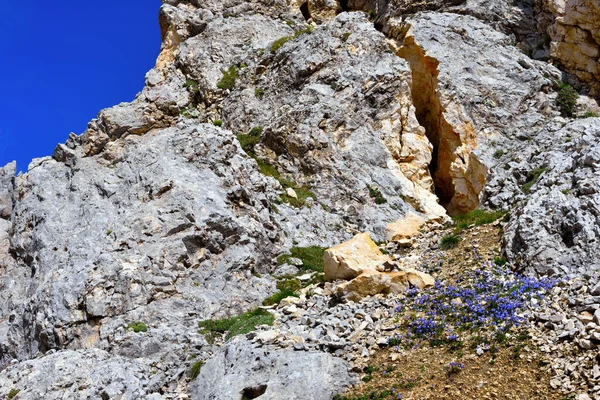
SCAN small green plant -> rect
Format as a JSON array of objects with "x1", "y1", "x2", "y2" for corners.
[
  {"x1": 106, "y1": 230, "x2": 113, "y2": 236},
  {"x1": 236, "y1": 127, "x2": 263, "y2": 155},
  {"x1": 184, "y1": 79, "x2": 199, "y2": 93},
  {"x1": 127, "y1": 322, "x2": 148, "y2": 333},
  {"x1": 342, "y1": 32, "x2": 351, "y2": 41},
  {"x1": 556, "y1": 82, "x2": 578, "y2": 117},
  {"x1": 217, "y1": 66, "x2": 239, "y2": 90},
  {"x1": 262, "y1": 278, "x2": 302, "y2": 306},
  {"x1": 213, "y1": 120, "x2": 223, "y2": 127},
  {"x1": 583, "y1": 111, "x2": 599, "y2": 118},
  {"x1": 277, "y1": 246, "x2": 326, "y2": 272},
  {"x1": 493, "y1": 256, "x2": 508, "y2": 266},
  {"x1": 440, "y1": 234, "x2": 461, "y2": 250},
  {"x1": 255, "y1": 88, "x2": 265, "y2": 100},
  {"x1": 198, "y1": 308, "x2": 274, "y2": 341},
  {"x1": 8, "y1": 389, "x2": 20, "y2": 400},
  {"x1": 188, "y1": 360, "x2": 205, "y2": 380},
  {"x1": 270, "y1": 26, "x2": 315, "y2": 53},
  {"x1": 522, "y1": 167, "x2": 547, "y2": 194},
  {"x1": 452, "y1": 209, "x2": 505, "y2": 233},
  {"x1": 368, "y1": 186, "x2": 387, "y2": 204},
  {"x1": 493, "y1": 149, "x2": 504, "y2": 159}
]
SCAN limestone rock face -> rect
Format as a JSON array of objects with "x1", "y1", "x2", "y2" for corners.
[
  {"x1": 189, "y1": 337, "x2": 354, "y2": 400},
  {"x1": 1, "y1": 0, "x2": 599, "y2": 397},
  {"x1": 537, "y1": 0, "x2": 600, "y2": 96},
  {"x1": 504, "y1": 118, "x2": 600, "y2": 276}
]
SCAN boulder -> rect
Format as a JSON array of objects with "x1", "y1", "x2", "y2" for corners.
[
  {"x1": 324, "y1": 233, "x2": 389, "y2": 281},
  {"x1": 385, "y1": 212, "x2": 426, "y2": 242}
]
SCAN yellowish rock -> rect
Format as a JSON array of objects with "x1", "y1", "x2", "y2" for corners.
[
  {"x1": 385, "y1": 212, "x2": 426, "y2": 242},
  {"x1": 323, "y1": 233, "x2": 388, "y2": 281}
]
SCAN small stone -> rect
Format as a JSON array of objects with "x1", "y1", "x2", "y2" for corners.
[{"x1": 286, "y1": 188, "x2": 298, "y2": 199}]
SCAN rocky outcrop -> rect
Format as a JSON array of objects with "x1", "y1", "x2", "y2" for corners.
[
  {"x1": 189, "y1": 337, "x2": 355, "y2": 400},
  {"x1": 504, "y1": 118, "x2": 600, "y2": 276},
  {"x1": 324, "y1": 232, "x2": 433, "y2": 299},
  {"x1": 536, "y1": 0, "x2": 600, "y2": 96}
]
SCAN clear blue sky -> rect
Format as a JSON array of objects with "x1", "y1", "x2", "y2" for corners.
[{"x1": 0, "y1": 0, "x2": 163, "y2": 172}]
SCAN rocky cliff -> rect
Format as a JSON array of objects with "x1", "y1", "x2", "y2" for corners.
[{"x1": 1, "y1": 0, "x2": 599, "y2": 399}]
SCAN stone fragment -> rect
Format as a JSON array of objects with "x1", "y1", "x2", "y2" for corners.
[
  {"x1": 385, "y1": 212, "x2": 426, "y2": 242},
  {"x1": 324, "y1": 233, "x2": 389, "y2": 281}
]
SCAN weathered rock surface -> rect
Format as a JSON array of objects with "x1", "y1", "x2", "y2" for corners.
[
  {"x1": 537, "y1": 0, "x2": 600, "y2": 96},
  {"x1": 1, "y1": 0, "x2": 600, "y2": 397},
  {"x1": 189, "y1": 337, "x2": 355, "y2": 400}
]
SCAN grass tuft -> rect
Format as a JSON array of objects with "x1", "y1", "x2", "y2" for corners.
[
  {"x1": 277, "y1": 246, "x2": 326, "y2": 272},
  {"x1": 453, "y1": 209, "x2": 506, "y2": 233},
  {"x1": 188, "y1": 360, "x2": 205, "y2": 380},
  {"x1": 522, "y1": 167, "x2": 547, "y2": 194},
  {"x1": 217, "y1": 66, "x2": 239, "y2": 90},
  {"x1": 198, "y1": 308, "x2": 274, "y2": 342},
  {"x1": 440, "y1": 234, "x2": 461, "y2": 250},
  {"x1": 556, "y1": 83, "x2": 578, "y2": 117}
]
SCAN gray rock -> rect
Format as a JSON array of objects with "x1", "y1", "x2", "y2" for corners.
[{"x1": 188, "y1": 337, "x2": 356, "y2": 399}]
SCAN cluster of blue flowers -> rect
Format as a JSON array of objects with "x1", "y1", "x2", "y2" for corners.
[{"x1": 390, "y1": 249, "x2": 557, "y2": 347}]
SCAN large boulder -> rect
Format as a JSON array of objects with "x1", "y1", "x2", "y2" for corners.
[{"x1": 188, "y1": 337, "x2": 356, "y2": 400}]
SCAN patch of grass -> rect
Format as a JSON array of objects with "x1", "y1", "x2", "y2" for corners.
[
  {"x1": 127, "y1": 322, "x2": 148, "y2": 333},
  {"x1": 493, "y1": 149, "x2": 504, "y2": 159},
  {"x1": 342, "y1": 32, "x2": 352, "y2": 41},
  {"x1": 440, "y1": 234, "x2": 461, "y2": 250},
  {"x1": 255, "y1": 88, "x2": 265, "y2": 100},
  {"x1": 522, "y1": 167, "x2": 547, "y2": 194},
  {"x1": 263, "y1": 278, "x2": 302, "y2": 306},
  {"x1": 8, "y1": 389, "x2": 20, "y2": 400},
  {"x1": 213, "y1": 120, "x2": 223, "y2": 127},
  {"x1": 188, "y1": 360, "x2": 205, "y2": 380},
  {"x1": 556, "y1": 82, "x2": 578, "y2": 117},
  {"x1": 216, "y1": 66, "x2": 239, "y2": 90},
  {"x1": 494, "y1": 256, "x2": 508, "y2": 266},
  {"x1": 270, "y1": 26, "x2": 315, "y2": 53},
  {"x1": 277, "y1": 246, "x2": 326, "y2": 272},
  {"x1": 368, "y1": 186, "x2": 387, "y2": 205},
  {"x1": 236, "y1": 127, "x2": 263, "y2": 155},
  {"x1": 184, "y1": 79, "x2": 199, "y2": 93},
  {"x1": 583, "y1": 111, "x2": 599, "y2": 118},
  {"x1": 198, "y1": 308, "x2": 274, "y2": 341},
  {"x1": 453, "y1": 209, "x2": 506, "y2": 233}
]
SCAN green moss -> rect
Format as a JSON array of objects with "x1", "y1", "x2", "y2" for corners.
[
  {"x1": 255, "y1": 88, "x2": 265, "y2": 100},
  {"x1": 522, "y1": 167, "x2": 547, "y2": 194},
  {"x1": 188, "y1": 360, "x2": 205, "y2": 380},
  {"x1": 493, "y1": 149, "x2": 504, "y2": 159},
  {"x1": 494, "y1": 256, "x2": 508, "y2": 266},
  {"x1": 8, "y1": 389, "x2": 20, "y2": 400},
  {"x1": 217, "y1": 66, "x2": 239, "y2": 90},
  {"x1": 277, "y1": 246, "x2": 325, "y2": 272},
  {"x1": 270, "y1": 26, "x2": 315, "y2": 53},
  {"x1": 583, "y1": 111, "x2": 599, "y2": 118},
  {"x1": 440, "y1": 234, "x2": 461, "y2": 250},
  {"x1": 452, "y1": 209, "x2": 506, "y2": 233},
  {"x1": 127, "y1": 322, "x2": 148, "y2": 333},
  {"x1": 342, "y1": 32, "x2": 352, "y2": 41},
  {"x1": 198, "y1": 308, "x2": 274, "y2": 341},
  {"x1": 556, "y1": 83, "x2": 578, "y2": 117},
  {"x1": 236, "y1": 127, "x2": 262, "y2": 155},
  {"x1": 213, "y1": 120, "x2": 223, "y2": 127}
]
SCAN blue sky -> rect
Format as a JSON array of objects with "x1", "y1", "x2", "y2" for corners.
[{"x1": 0, "y1": 0, "x2": 162, "y2": 172}]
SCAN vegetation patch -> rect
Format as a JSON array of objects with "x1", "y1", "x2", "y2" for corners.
[
  {"x1": 198, "y1": 308, "x2": 274, "y2": 343},
  {"x1": 440, "y1": 234, "x2": 461, "y2": 250},
  {"x1": 213, "y1": 120, "x2": 223, "y2": 127},
  {"x1": 556, "y1": 82, "x2": 578, "y2": 117},
  {"x1": 217, "y1": 66, "x2": 239, "y2": 90},
  {"x1": 8, "y1": 389, "x2": 20, "y2": 400},
  {"x1": 522, "y1": 167, "x2": 547, "y2": 194},
  {"x1": 368, "y1": 186, "x2": 387, "y2": 205},
  {"x1": 127, "y1": 322, "x2": 148, "y2": 333},
  {"x1": 236, "y1": 127, "x2": 316, "y2": 207},
  {"x1": 270, "y1": 26, "x2": 315, "y2": 53},
  {"x1": 277, "y1": 246, "x2": 326, "y2": 272},
  {"x1": 255, "y1": 88, "x2": 265, "y2": 100},
  {"x1": 452, "y1": 209, "x2": 505, "y2": 233},
  {"x1": 583, "y1": 111, "x2": 599, "y2": 118},
  {"x1": 188, "y1": 360, "x2": 205, "y2": 380}
]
